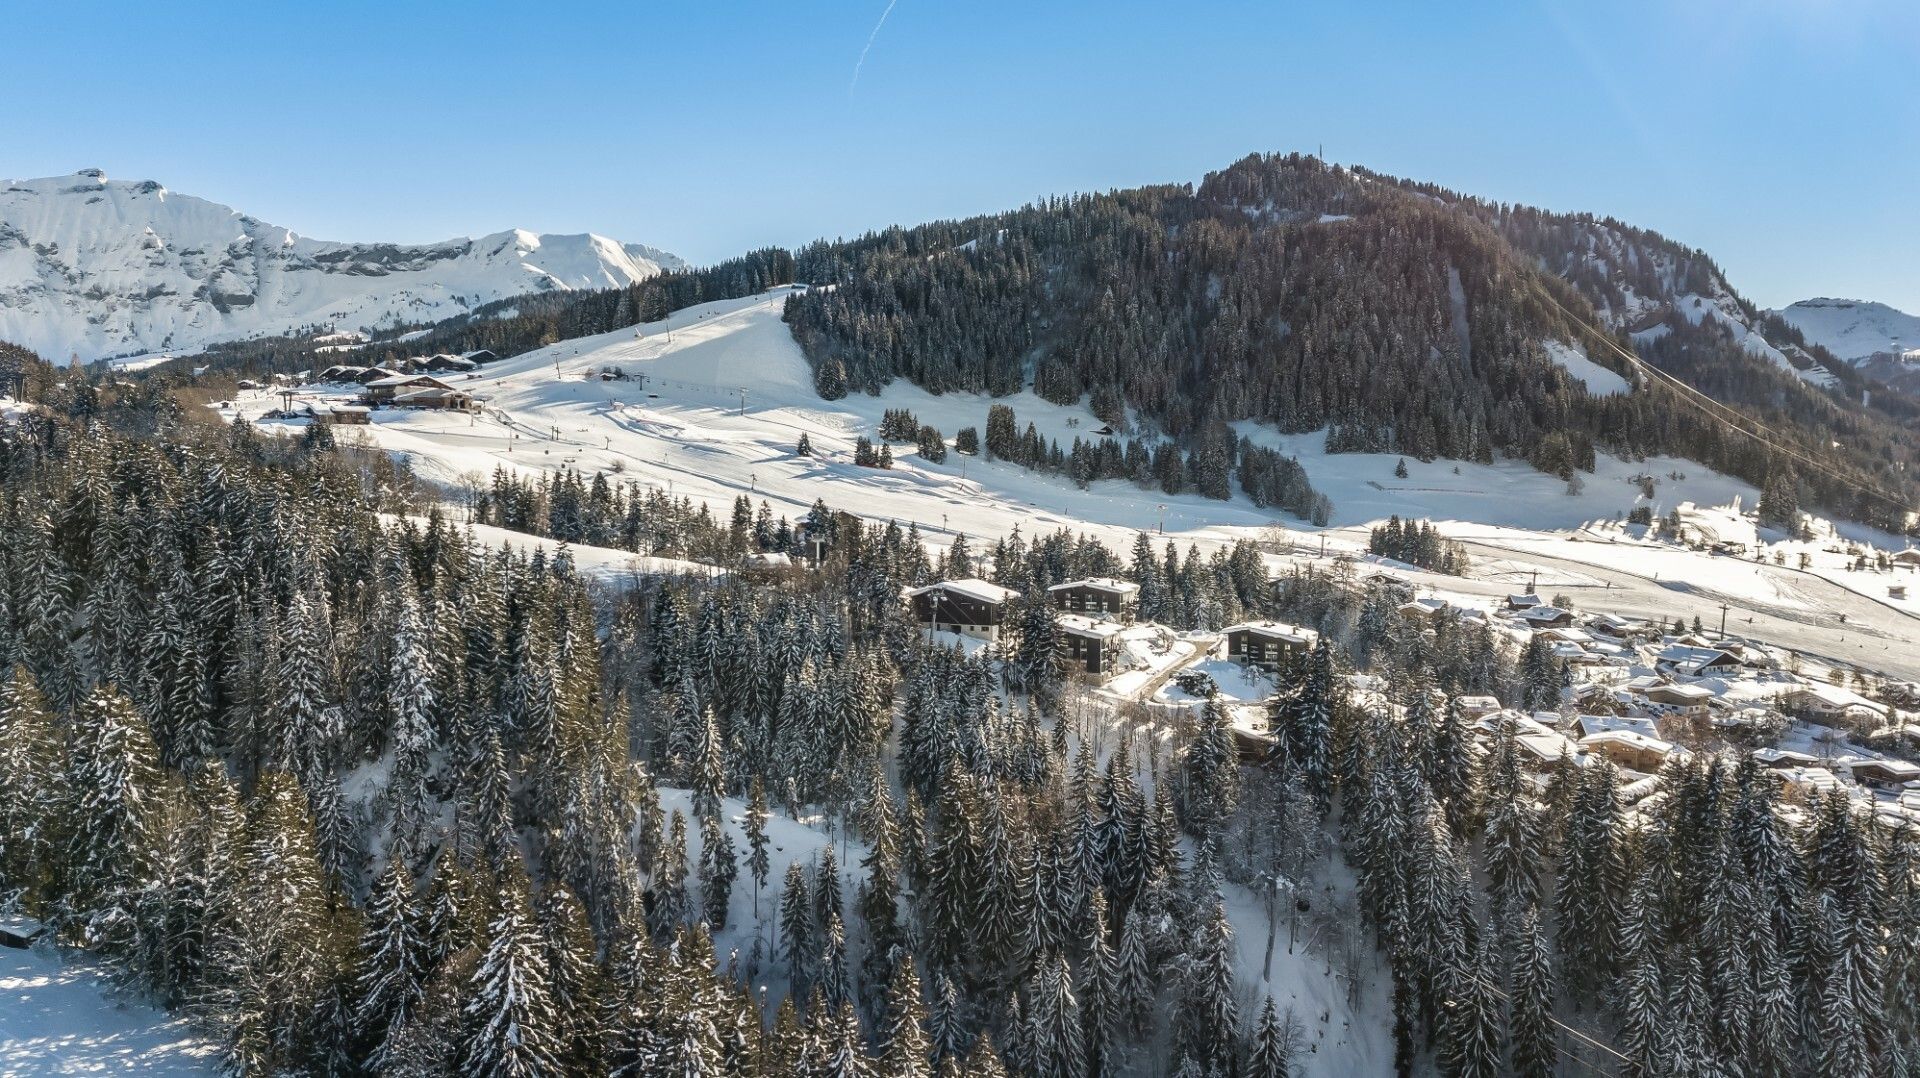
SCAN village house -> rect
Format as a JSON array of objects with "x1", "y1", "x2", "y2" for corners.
[
  {"x1": 1454, "y1": 694, "x2": 1502, "y2": 718},
  {"x1": 1056, "y1": 614, "x2": 1127, "y2": 680},
  {"x1": 1579, "y1": 729, "x2": 1677, "y2": 774},
  {"x1": 1655, "y1": 643, "x2": 1742, "y2": 678},
  {"x1": 1780, "y1": 684, "x2": 1891, "y2": 730},
  {"x1": 1477, "y1": 711, "x2": 1581, "y2": 776},
  {"x1": 363, "y1": 373, "x2": 457, "y2": 402},
  {"x1": 1506, "y1": 593, "x2": 1543, "y2": 610},
  {"x1": 389, "y1": 385, "x2": 479, "y2": 411},
  {"x1": 1046, "y1": 577, "x2": 1140, "y2": 622},
  {"x1": 1634, "y1": 679, "x2": 1715, "y2": 720},
  {"x1": 307, "y1": 402, "x2": 370, "y2": 425},
  {"x1": 1892, "y1": 549, "x2": 1920, "y2": 570},
  {"x1": 1221, "y1": 620, "x2": 1318, "y2": 670},
  {"x1": 904, "y1": 579, "x2": 1021, "y2": 642},
  {"x1": 1844, "y1": 758, "x2": 1920, "y2": 791},
  {"x1": 1516, "y1": 605, "x2": 1574, "y2": 628}
]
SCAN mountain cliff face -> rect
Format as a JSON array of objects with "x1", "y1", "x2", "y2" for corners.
[{"x1": 0, "y1": 170, "x2": 682, "y2": 362}]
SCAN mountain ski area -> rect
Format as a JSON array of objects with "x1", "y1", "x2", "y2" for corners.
[{"x1": 3, "y1": 151, "x2": 1919, "y2": 1078}]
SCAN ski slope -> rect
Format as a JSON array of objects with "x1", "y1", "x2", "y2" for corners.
[{"x1": 221, "y1": 287, "x2": 1920, "y2": 680}]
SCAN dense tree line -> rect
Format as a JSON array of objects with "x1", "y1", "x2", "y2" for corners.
[{"x1": 1368, "y1": 517, "x2": 1470, "y2": 575}]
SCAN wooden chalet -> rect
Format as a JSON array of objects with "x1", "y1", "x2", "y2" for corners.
[
  {"x1": 1221, "y1": 620, "x2": 1318, "y2": 669},
  {"x1": 1057, "y1": 614, "x2": 1126, "y2": 680},
  {"x1": 904, "y1": 579, "x2": 1021, "y2": 641},
  {"x1": 1046, "y1": 577, "x2": 1139, "y2": 622}
]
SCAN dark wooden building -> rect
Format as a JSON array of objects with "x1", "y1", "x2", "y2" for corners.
[
  {"x1": 904, "y1": 579, "x2": 1021, "y2": 641},
  {"x1": 1222, "y1": 621, "x2": 1318, "y2": 669},
  {"x1": 1047, "y1": 577, "x2": 1140, "y2": 622},
  {"x1": 1057, "y1": 614, "x2": 1125, "y2": 679}
]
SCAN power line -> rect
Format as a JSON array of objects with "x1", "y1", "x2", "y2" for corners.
[{"x1": 1537, "y1": 293, "x2": 1914, "y2": 518}]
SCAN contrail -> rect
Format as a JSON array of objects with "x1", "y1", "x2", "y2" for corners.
[{"x1": 850, "y1": 0, "x2": 900, "y2": 90}]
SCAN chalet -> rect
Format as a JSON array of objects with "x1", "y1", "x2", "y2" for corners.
[
  {"x1": 1454, "y1": 695, "x2": 1501, "y2": 718},
  {"x1": 365, "y1": 374, "x2": 456, "y2": 402},
  {"x1": 1656, "y1": 644, "x2": 1741, "y2": 677},
  {"x1": 389, "y1": 386, "x2": 478, "y2": 412},
  {"x1": 1517, "y1": 605, "x2": 1574, "y2": 628},
  {"x1": 1506, "y1": 594, "x2": 1543, "y2": 610},
  {"x1": 318, "y1": 365, "x2": 369, "y2": 383},
  {"x1": 1892, "y1": 549, "x2": 1920, "y2": 570},
  {"x1": 904, "y1": 579, "x2": 1021, "y2": 641},
  {"x1": 1585, "y1": 612, "x2": 1646, "y2": 640},
  {"x1": 1780, "y1": 684, "x2": 1890, "y2": 728},
  {"x1": 1753, "y1": 747, "x2": 1823, "y2": 771},
  {"x1": 1639, "y1": 681, "x2": 1714, "y2": 718},
  {"x1": 1573, "y1": 714, "x2": 1661, "y2": 740},
  {"x1": 310, "y1": 403, "x2": 370, "y2": 425},
  {"x1": 1221, "y1": 621, "x2": 1318, "y2": 669},
  {"x1": 1579, "y1": 730, "x2": 1676, "y2": 773},
  {"x1": 356, "y1": 366, "x2": 409, "y2": 386},
  {"x1": 421, "y1": 353, "x2": 479, "y2": 373},
  {"x1": 1046, "y1": 577, "x2": 1139, "y2": 622},
  {"x1": 463, "y1": 349, "x2": 500, "y2": 365},
  {"x1": 1771, "y1": 765, "x2": 1845, "y2": 803},
  {"x1": 1845, "y1": 758, "x2": 1920, "y2": 790},
  {"x1": 1056, "y1": 614, "x2": 1126, "y2": 680},
  {"x1": 1477, "y1": 712, "x2": 1580, "y2": 775}
]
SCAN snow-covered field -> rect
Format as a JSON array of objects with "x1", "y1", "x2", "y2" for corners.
[
  {"x1": 217, "y1": 288, "x2": 1920, "y2": 680},
  {"x1": 0, "y1": 945, "x2": 217, "y2": 1075}
]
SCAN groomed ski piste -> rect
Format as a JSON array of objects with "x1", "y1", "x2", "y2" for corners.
[{"x1": 219, "y1": 286, "x2": 1920, "y2": 682}]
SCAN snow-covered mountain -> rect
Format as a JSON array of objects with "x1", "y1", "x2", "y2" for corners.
[
  {"x1": 0, "y1": 169, "x2": 683, "y2": 362},
  {"x1": 1774, "y1": 297, "x2": 1920, "y2": 365}
]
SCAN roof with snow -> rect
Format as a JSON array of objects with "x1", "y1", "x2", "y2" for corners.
[
  {"x1": 1046, "y1": 577, "x2": 1140, "y2": 596},
  {"x1": 904, "y1": 578, "x2": 1021, "y2": 605},
  {"x1": 1056, "y1": 613, "x2": 1127, "y2": 639},
  {"x1": 1222, "y1": 620, "x2": 1318, "y2": 645}
]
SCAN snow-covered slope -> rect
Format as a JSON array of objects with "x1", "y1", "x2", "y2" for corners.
[
  {"x1": 0, "y1": 944, "x2": 218, "y2": 1074},
  {"x1": 1774, "y1": 297, "x2": 1920, "y2": 365},
  {"x1": 0, "y1": 170, "x2": 683, "y2": 362}
]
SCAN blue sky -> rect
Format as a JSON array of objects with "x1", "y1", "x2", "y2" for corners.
[{"x1": 8, "y1": 0, "x2": 1916, "y2": 310}]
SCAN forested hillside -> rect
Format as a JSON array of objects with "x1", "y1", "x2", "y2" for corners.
[
  {"x1": 6, "y1": 343, "x2": 1920, "y2": 1077},
  {"x1": 783, "y1": 154, "x2": 1917, "y2": 533}
]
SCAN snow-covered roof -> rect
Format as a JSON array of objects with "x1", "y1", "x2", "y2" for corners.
[
  {"x1": 1057, "y1": 613, "x2": 1126, "y2": 639},
  {"x1": 1579, "y1": 729, "x2": 1676, "y2": 757},
  {"x1": 1046, "y1": 577, "x2": 1140, "y2": 596},
  {"x1": 1222, "y1": 620, "x2": 1318, "y2": 645},
  {"x1": 905, "y1": 578, "x2": 1021, "y2": 605},
  {"x1": 1574, "y1": 714, "x2": 1660, "y2": 739},
  {"x1": 1507, "y1": 593, "x2": 1543, "y2": 607},
  {"x1": 1518, "y1": 605, "x2": 1572, "y2": 623},
  {"x1": 367, "y1": 373, "x2": 450, "y2": 389},
  {"x1": 1642, "y1": 682, "x2": 1714, "y2": 702}
]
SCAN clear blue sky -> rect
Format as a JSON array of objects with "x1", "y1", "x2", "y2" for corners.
[{"x1": 8, "y1": 0, "x2": 1916, "y2": 310}]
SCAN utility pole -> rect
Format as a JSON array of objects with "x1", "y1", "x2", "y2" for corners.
[
  {"x1": 1529, "y1": 569, "x2": 1539, "y2": 595},
  {"x1": 1719, "y1": 601, "x2": 1731, "y2": 637}
]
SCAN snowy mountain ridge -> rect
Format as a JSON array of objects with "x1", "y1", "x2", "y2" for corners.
[
  {"x1": 0, "y1": 169, "x2": 683, "y2": 362},
  {"x1": 1773, "y1": 297, "x2": 1920, "y2": 365}
]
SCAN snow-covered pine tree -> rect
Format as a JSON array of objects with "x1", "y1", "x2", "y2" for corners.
[
  {"x1": 357, "y1": 855, "x2": 428, "y2": 1070},
  {"x1": 459, "y1": 867, "x2": 561, "y2": 1078}
]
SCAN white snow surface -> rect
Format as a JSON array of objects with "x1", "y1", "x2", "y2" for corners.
[
  {"x1": 1542, "y1": 339, "x2": 1632, "y2": 396},
  {"x1": 1774, "y1": 297, "x2": 1920, "y2": 365},
  {"x1": 0, "y1": 170, "x2": 683, "y2": 363},
  {"x1": 0, "y1": 944, "x2": 218, "y2": 1075},
  {"x1": 218, "y1": 287, "x2": 1920, "y2": 681}
]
